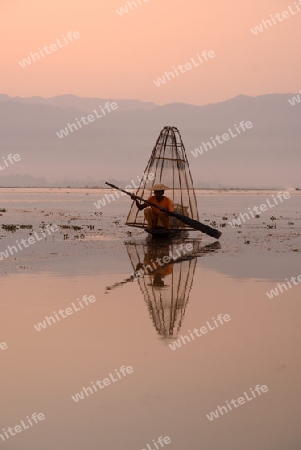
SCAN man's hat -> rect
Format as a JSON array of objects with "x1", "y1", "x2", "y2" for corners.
[{"x1": 149, "y1": 184, "x2": 170, "y2": 191}]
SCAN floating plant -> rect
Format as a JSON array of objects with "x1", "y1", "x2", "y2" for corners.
[{"x1": 2, "y1": 224, "x2": 17, "y2": 232}]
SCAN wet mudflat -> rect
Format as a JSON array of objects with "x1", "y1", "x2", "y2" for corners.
[{"x1": 0, "y1": 189, "x2": 300, "y2": 450}]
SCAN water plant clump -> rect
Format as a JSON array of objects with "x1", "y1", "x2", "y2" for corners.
[{"x1": 2, "y1": 224, "x2": 17, "y2": 232}]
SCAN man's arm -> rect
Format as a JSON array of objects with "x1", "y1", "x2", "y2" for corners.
[{"x1": 131, "y1": 194, "x2": 147, "y2": 211}]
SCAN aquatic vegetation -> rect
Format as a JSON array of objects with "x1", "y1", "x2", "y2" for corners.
[
  {"x1": 0, "y1": 208, "x2": 6, "y2": 212},
  {"x1": 19, "y1": 224, "x2": 33, "y2": 229},
  {"x1": 40, "y1": 222, "x2": 54, "y2": 230},
  {"x1": 265, "y1": 215, "x2": 277, "y2": 229},
  {"x1": 72, "y1": 226, "x2": 82, "y2": 231},
  {"x1": 255, "y1": 214, "x2": 260, "y2": 218},
  {"x1": 60, "y1": 224, "x2": 82, "y2": 231},
  {"x1": 2, "y1": 224, "x2": 17, "y2": 232}
]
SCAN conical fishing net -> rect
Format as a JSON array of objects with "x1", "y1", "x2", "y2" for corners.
[{"x1": 126, "y1": 126, "x2": 199, "y2": 229}]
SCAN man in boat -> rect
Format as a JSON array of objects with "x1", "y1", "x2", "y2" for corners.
[{"x1": 131, "y1": 184, "x2": 174, "y2": 229}]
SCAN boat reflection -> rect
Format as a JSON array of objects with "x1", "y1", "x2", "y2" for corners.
[{"x1": 125, "y1": 240, "x2": 221, "y2": 340}]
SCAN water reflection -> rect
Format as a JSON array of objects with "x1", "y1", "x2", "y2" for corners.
[{"x1": 125, "y1": 239, "x2": 221, "y2": 340}]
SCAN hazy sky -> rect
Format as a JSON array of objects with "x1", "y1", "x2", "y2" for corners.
[{"x1": 1, "y1": 0, "x2": 300, "y2": 105}]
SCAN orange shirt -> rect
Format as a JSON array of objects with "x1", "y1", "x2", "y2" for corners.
[{"x1": 147, "y1": 196, "x2": 174, "y2": 215}]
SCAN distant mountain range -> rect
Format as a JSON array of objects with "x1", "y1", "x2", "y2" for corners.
[{"x1": 0, "y1": 93, "x2": 300, "y2": 188}]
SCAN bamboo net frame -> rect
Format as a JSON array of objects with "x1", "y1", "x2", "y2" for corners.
[{"x1": 126, "y1": 126, "x2": 199, "y2": 230}]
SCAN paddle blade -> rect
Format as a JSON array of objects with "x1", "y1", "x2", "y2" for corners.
[{"x1": 170, "y1": 211, "x2": 222, "y2": 239}]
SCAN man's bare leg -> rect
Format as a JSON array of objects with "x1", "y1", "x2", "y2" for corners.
[
  {"x1": 157, "y1": 211, "x2": 170, "y2": 228},
  {"x1": 144, "y1": 208, "x2": 155, "y2": 228}
]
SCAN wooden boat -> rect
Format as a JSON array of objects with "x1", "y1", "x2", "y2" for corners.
[
  {"x1": 126, "y1": 126, "x2": 199, "y2": 238},
  {"x1": 145, "y1": 227, "x2": 187, "y2": 239}
]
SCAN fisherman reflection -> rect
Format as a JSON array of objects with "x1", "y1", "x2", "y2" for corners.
[
  {"x1": 152, "y1": 273, "x2": 165, "y2": 287},
  {"x1": 134, "y1": 244, "x2": 174, "y2": 285},
  {"x1": 106, "y1": 240, "x2": 220, "y2": 340}
]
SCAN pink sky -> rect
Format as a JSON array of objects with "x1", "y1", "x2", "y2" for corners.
[{"x1": 1, "y1": 0, "x2": 300, "y2": 105}]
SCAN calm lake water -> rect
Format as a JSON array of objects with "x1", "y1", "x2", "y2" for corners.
[{"x1": 1, "y1": 189, "x2": 300, "y2": 450}]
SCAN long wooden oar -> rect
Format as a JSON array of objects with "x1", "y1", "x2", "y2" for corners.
[{"x1": 105, "y1": 182, "x2": 222, "y2": 239}]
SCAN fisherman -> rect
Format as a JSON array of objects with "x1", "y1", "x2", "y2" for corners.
[{"x1": 131, "y1": 184, "x2": 174, "y2": 229}]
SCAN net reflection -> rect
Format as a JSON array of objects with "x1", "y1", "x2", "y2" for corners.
[{"x1": 125, "y1": 240, "x2": 220, "y2": 340}]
